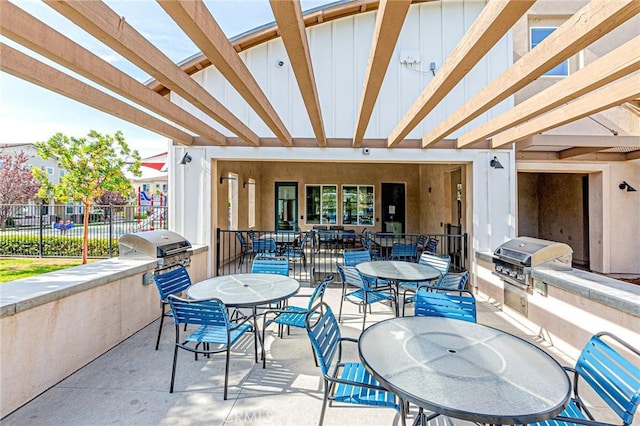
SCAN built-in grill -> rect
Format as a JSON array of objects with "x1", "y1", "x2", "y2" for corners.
[
  {"x1": 119, "y1": 230, "x2": 192, "y2": 273},
  {"x1": 493, "y1": 236, "x2": 573, "y2": 315}
]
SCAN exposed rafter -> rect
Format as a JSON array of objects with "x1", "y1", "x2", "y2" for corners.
[
  {"x1": 387, "y1": 0, "x2": 535, "y2": 147},
  {"x1": 491, "y1": 76, "x2": 640, "y2": 147},
  {"x1": 516, "y1": 135, "x2": 640, "y2": 151},
  {"x1": 43, "y1": 0, "x2": 259, "y2": 146},
  {"x1": 158, "y1": 0, "x2": 292, "y2": 146},
  {"x1": 0, "y1": 44, "x2": 195, "y2": 145},
  {"x1": 458, "y1": 36, "x2": 640, "y2": 148},
  {"x1": 270, "y1": 0, "x2": 326, "y2": 146},
  {"x1": 0, "y1": 1, "x2": 225, "y2": 146},
  {"x1": 353, "y1": 0, "x2": 412, "y2": 147},
  {"x1": 422, "y1": 0, "x2": 640, "y2": 148}
]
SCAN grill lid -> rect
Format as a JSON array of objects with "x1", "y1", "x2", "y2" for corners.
[
  {"x1": 494, "y1": 236, "x2": 572, "y2": 267},
  {"x1": 119, "y1": 230, "x2": 191, "y2": 258}
]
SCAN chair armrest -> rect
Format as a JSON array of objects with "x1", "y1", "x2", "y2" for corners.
[{"x1": 324, "y1": 373, "x2": 391, "y2": 392}]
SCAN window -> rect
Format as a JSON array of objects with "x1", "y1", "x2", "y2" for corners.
[
  {"x1": 247, "y1": 178, "x2": 256, "y2": 228},
  {"x1": 305, "y1": 185, "x2": 337, "y2": 225},
  {"x1": 342, "y1": 185, "x2": 374, "y2": 226},
  {"x1": 530, "y1": 27, "x2": 568, "y2": 76},
  {"x1": 46, "y1": 167, "x2": 54, "y2": 175},
  {"x1": 227, "y1": 172, "x2": 238, "y2": 230},
  {"x1": 162, "y1": 184, "x2": 167, "y2": 193},
  {"x1": 59, "y1": 169, "x2": 66, "y2": 178},
  {"x1": 142, "y1": 184, "x2": 150, "y2": 192}
]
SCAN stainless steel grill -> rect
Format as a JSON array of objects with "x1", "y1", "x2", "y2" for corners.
[
  {"x1": 493, "y1": 236, "x2": 572, "y2": 315},
  {"x1": 119, "y1": 230, "x2": 192, "y2": 272}
]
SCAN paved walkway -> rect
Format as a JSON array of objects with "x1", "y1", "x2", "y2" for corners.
[{"x1": 1, "y1": 286, "x2": 605, "y2": 425}]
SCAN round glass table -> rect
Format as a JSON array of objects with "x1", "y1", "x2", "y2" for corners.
[
  {"x1": 356, "y1": 261, "x2": 441, "y2": 316},
  {"x1": 358, "y1": 316, "x2": 571, "y2": 424},
  {"x1": 187, "y1": 273, "x2": 300, "y2": 365}
]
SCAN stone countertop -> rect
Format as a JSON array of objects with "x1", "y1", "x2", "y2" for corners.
[
  {"x1": 0, "y1": 258, "x2": 157, "y2": 318},
  {"x1": 475, "y1": 250, "x2": 640, "y2": 318}
]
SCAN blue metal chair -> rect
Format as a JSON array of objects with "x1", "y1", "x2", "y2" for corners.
[
  {"x1": 251, "y1": 255, "x2": 289, "y2": 276},
  {"x1": 390, "y1": 242, "x2": 418, "y2": 262},
  {"x1": 262, "y1": 274, "x2": 333, "y2": 368},
  {"x1": 414, "y1": 287, "x2": 477, "y2": 323},
  {"x1": 152, "y1": 266, "x2": 192, "y2": 350},
  {"x1": 400, "y1": 253, "x2": 451, "y2": 315},
  {"x1": 235, "y1": 231, "x2": 255, "y2": 265},
  {"x1": 425, "y1": 237, "x2": 438, "y2": 253},
  {"x1": 282, "y1": 232, "x2": 309, "y2": 269},
  {"x1": 436, "y1": 271, "x2": 470, "y2": 290},
  {"x1": 528, "y1": 332, "x2": 640, "y2": 426},
  {"x1": 336, "y1": 263, "x2": 395, "y2": 330},
  {"x1": 253, "y1": 237, "x2": 277, "y2": 255},
  {"x1": 343, "y1": 248, "x2": 371, "y2": 266},
  {"x1": 166, "y1": 295, "x2": 254, "y2": 400},
  {"x1": 361, "y1": 232, "x2": 383, "y2": 260},
  {"x1": 305, "y1": 303, "x2": 401, "y2": 425}
]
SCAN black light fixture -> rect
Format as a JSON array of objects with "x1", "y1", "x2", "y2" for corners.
[
  {"x1": 178, "y1": 152, "x2": 192, "y2": 165},
  {"x1": 489, "y1": 156, "x2": 504, "y2": 169},
  {"x1": 619, "y1": 181, "x2": 637, "y2": 192}
]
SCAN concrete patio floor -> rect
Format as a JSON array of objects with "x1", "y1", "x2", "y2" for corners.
[{"x1": 2, "y1": 285, "x2": 604, "y2": 426}]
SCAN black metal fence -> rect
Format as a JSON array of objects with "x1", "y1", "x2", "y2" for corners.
[
  {"x1": 0, "y1": 203, "x2": 168, "y2": 258},
  {"x1": 216, "y1": 228, "x2": 468, "y2": 286}
]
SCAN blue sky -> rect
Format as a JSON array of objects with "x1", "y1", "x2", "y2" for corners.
[{"x1": 0, "y1": 0, "x2": 333, "y2": 158}]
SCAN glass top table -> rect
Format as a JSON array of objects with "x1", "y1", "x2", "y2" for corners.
[
  {"x1": 358, "y1": 316, "x2": 571, "y2": 424},
  {"x1": 187, "y1": 273, "x2": 300, "y2": 366}
]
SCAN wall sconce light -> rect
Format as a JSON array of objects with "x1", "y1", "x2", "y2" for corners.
[
  {"x1": 178, "y1": 152, "x2": 192, "y2": 165},
  {"x1": 243, "y1": 181, "x2": 256, "y2": 188},
  {"x1": 618, "y1": 181, "x2": 637, "y2": 192},
  {"x1": 219, "y1": 176, "x2": 238, "y2": 184},
  {"x1": 489, "y1": 156, "x2": 504, "y2": 169}
]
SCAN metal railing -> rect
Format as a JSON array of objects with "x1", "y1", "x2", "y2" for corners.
[
  {"x1": 0, "y1": 203, "x2": 168, "y2": 258},
  {"x1": 216, "y1": 228, "x2": 468, "y2": 286}
]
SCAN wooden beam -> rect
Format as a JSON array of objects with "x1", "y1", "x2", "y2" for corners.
[
  {"x1": 459, "y1": 36, "x2": 640, "y2": 148},
  {"x1": 520, "y1": 134, "x2": 640, "y2": 149},
  {"x1": 386, "y1": 0, "x2": 534, "y2": 147},
  {"x1": 0, "y1": 1, "x2": 225, "y2": 146},
  {"x1": 491, "y1": 76, "x2": 640, "y2": 147},
  {"x1": 0, "y1": 44, "x2": 195, "y2": 145},
  {"x1": 270, "y1": 0, "x2": 326, "y2": 146},
  {"x1": 558, "y1": 147, "x2": 608, "y2": 159},
  {"x1": 158, "y1": 0, "x2": 292, "y2": 146},
  {"x1": 422, "y1": 0, "x2": 640, "y2": 147},
  {"x1": 353, "y1": 0, "x2": 412, "y2": 147},
  {"x1": 627, "y1": 150, "x2": 640, "y2": 160},
  {"x1": 516, "y1": 151, "x2": 628, "y2": 161},
  {"x1": 43, "y1": 0, "x2": 259, "y2": 146}
]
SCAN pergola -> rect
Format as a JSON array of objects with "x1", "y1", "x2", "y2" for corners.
[{"x1": 1, "y1": 0, "x2": 639, "y2": 160}]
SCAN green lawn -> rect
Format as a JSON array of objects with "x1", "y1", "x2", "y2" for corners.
[{"x1": 0, "y1": 258, "x2": 94, "y2": 283}]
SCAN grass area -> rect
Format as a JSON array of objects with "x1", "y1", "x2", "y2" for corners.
[{"x1": 0, "y1": 258, "x2": 96, "y2": 283}]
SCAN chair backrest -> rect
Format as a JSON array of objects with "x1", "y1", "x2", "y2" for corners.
[
  {"x1": 307, "y1": 274, "x2": 333, "y2": 309},
  {"x1": 153, "y1": 266, "x2": 192, "y2": 301},
  {"x1": 343, "y1": 249, "x2": 371, "y2": 266},
  {"x1": 336, "y1": 263, "x2": 365, "y2": 289},
  {"x1": 305, "y1": 303, "x2": 341, "y2": 376},
  {"x1": 251, "y1": 256, "x2": 289, "y2": 275},
  {"x1": 414, "y1": 288, "x2": 477, "y2": 322},
  {"x1": 167, "y1": 295, "x2": 229, "y2": 329},
  {"x1": 575, "y1": 332, "x2": 640, "y2": 425},
  {"x1": 236, "y1": 232, "x2": 247, "y2": 245},
  {"x1": 425, "y1": 237, "x2": 439, "y2": 253},
  {"x1": 253, "y1": 237, "x2": 276, "y2": 253},
  {"x1": 417, "y1": 234, "x2": 428, "y2": 248},
  {"x1": 390, "y1": 243, "x2": 418, "y2": 261},
  {"x1": 298, "y1": 232, "x2": 309, "y2": 248},
  {"x1": 436, "y1": 271, "x2": 470, "y2": 290},
  {"x1": 419, "y1": 252, "x2": 451, "y2": 275}
]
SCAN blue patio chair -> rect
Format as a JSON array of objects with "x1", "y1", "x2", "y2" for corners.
[
  {"x1": 253, "y1": 237, "x2": 277, "y2": 255},
  {"x1": 341, "y1": 229, "x2": 356, "y2": 247},
  {"x1": 235, "y1": 231, "x2": 255, "y2": 265},
  {"x1": 336, "y1": 263, "x2": 395, "y2": 330},
  {"x1": 400, "y1": 252, "x2": 451, "y2": 314},
  {"x1": 305, "y1": 303, "x2": 401, "y2": 425},
  {"x1": 152, "y1": 266, "x2": 192, "y2": 350},
  {"x1": 166, "y1": 295, "x2": 254, "y2": 400},
  {"x1": 401, "y1": 271, "x2": 469, "y2": 316},
  {"x1": 414, "y1": 287, "x2": 477, "y2": 323},
  {"x1": 343, "y1": 249, "x2": 389, "y2": 289},
  {"x1": 527, "y1": 332, "x2": 640, "y2": 426},
  {"x1": 425, "y1": 237, "x2": 439, "y2": 253},
  {"x1": 251, "y1": 255, "x2": 290, "y2": 276},
  {"x1": 361, "y1": 232, "x2": 383, "y2": 260},
  {"x1": 261, "y1": 274, "x2": 333, "y2": 368},
  {"x1": 390, "y1": 242, "x2": 418, "y2": 262},
  {"x1": 282, "y1": 232, "x2": 309, "y2": 269}
]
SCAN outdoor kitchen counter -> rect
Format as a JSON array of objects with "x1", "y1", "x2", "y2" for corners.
[
  {"x1": 0, "y1": 244, "x2": 208, "y2": 318},
  {"x1": 476, "y1": 251, "x2": 640, "y2": 318}
]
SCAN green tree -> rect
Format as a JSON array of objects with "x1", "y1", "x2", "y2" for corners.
[{"x1": 33, "y1": 130, "x2": 142, "y2": 264}]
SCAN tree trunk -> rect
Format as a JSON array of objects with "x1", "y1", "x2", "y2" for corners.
[{"x1": 82, "y1": 201, "x2": 90, "y2": 264}]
